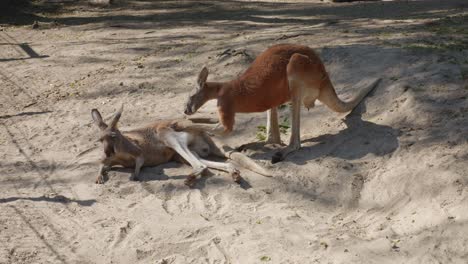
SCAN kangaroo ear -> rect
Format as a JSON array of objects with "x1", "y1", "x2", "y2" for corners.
[
  {"x1": 91, "y1": 109, "x2": 107, "y2": 130},
  {"x1": 110, "y1": 104, "x2": 123, "y2": 129},
  {"x1": 197, "y1": 66, "x2": 209, "y2": 88}
]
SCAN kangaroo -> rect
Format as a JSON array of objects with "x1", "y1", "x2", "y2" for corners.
[
  {"x1": 92, "y1": 106, "x2": 271, "y2": 187},
  {"x1": 184, "y1": 44, "x2": 381, "y2": 163}
]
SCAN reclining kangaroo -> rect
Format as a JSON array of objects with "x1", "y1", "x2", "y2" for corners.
[
  {"x1": 184, "y1": 44, "x2": 381, "y2": 163},
  {"x1": 92, "y1": 106, "x2": 271, "y2": 187}
]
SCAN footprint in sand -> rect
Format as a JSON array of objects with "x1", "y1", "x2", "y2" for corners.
[{"x1": 112, "y1": 221, "x2": 135, "y2": 248}]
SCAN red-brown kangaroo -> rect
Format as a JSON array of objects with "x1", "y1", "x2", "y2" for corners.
[{"x1": 184, "y1": 44, "x2": 381, "y2": 163}]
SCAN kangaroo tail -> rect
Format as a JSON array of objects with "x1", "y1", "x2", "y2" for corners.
[{"x1": 318, "y1": 78, "x2": 381, "y2": 113}]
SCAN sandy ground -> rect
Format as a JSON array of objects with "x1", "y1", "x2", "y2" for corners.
[{"x1": 1, "y1": 0, "x2": 468, "y2": 263}]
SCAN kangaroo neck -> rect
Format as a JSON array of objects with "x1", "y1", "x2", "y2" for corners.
[
  {"x1": 205, "y1": 81, "x2": 229, "y2": 98},
  {"x1": 209, "y1": 79, "x2": 242, "y2": 97}
]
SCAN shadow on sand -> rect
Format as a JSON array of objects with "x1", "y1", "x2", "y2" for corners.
[{"x1": 238, "y1": 92, "x2": 400, "y2": 165}]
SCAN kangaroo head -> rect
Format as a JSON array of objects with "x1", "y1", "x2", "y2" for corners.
[
  {"x1": 91, "y1": 105, "x2": 124, "y2": 157},
  {"x1": 184, "y1": 66, "x2": 211, "y2": 115}
]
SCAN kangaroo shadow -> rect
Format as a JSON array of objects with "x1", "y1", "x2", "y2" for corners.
[
  {"x1": 240, "y1": 101, "x2": 400, "y2": 164},
  {"x1": 111, "y1": 160, "x2": 251, "y2": 189},
  {"x1": 110, "y1": 162, "x2": 187, "y2": 182},
  {"x1": 300, "y1": 107, "x2": 399, "y2": 162}
]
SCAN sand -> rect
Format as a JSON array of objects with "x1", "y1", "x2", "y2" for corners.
[{"x1": 1, "y1": 0, "x2": 468, "y2": 263}]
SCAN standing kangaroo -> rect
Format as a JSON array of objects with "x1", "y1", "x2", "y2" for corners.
[
  {"x1": 92, "y1": 106, "x2": 271, "y2": 187},
  {"x1": 184, "y1": 44, "x2": 381, "y2": 163}
]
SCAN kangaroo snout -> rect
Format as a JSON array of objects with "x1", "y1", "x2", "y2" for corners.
[{"x1": 184, "y1": 105, "x2": 195, "y2": 115}]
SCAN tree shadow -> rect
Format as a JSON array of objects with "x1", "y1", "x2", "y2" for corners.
[
  {"x1": 0, "y1": 42, "x2": 49, "y2": 62},
  {"x1": 0, "y1": 195, "x2": 96, "y2": 206},
  {"x1": 8, "y1": 205, "x2": 70, "y2": 264},
  {"x1": 62, "y1": 0, "x2": 467, "y2": 30},
  {"x1": 1, "y1": 0, "x2": 463, "y2": 30},
  {"x1": 0, "y1": 110, "x2": 52, "y2": 119},
  {"x1": 0, "y1": 0, "x2": 75, "y2": 26}
]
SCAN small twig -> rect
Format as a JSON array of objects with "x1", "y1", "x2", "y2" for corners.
[
  {"x1": 23, "y1": 102, "x2": 37, "y2": 109},
  {"x1": 76, "y1": 146, "x2": 98, "y2": 158},
  {"x1": 216, "y1": 48, "x2": 232, "y2": 57},
  {"x1": 187, "y1": 117, "x2": 219, "y2": 124}
]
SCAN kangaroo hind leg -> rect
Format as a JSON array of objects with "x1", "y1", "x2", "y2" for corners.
[
  {"x1": 159, "y1": 128, "x2": 207, "y2": 187},
  {"x1": 271, "y1": 76, "x2": 303, "y2": 164},
  {"x1": 272, "y1": 53, "x2": 321, "y2": 163},
  {"x1": 191, "y1": 151, "x2": 241, "y2": 183}
]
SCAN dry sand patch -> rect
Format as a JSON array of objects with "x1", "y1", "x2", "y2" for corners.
[{"x1": 1, "y1": 0, "x2": 468, "y2": 263}]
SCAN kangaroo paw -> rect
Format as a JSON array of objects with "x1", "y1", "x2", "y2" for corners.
[{"x1": 95, "y1": 174, "x2": 106, "y2": 184}]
